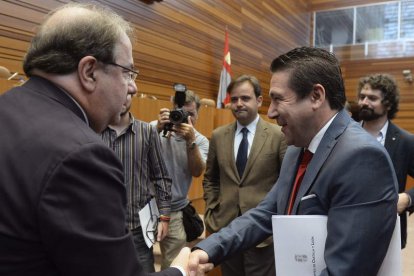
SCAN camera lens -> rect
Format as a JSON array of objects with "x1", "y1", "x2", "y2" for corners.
[{"x1": 170, "y1": 110, "x2": 184, "y2": 124}]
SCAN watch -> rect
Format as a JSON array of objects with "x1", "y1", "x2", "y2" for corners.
[{"x1": 187, "y1": 141, "x2": 196, "y2": 150}]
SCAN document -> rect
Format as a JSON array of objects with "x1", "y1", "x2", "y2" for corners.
[
  {"x1": 139, "y1": 198, "x2": 160, "y2": 248},
  {"x1": 272, "y1": 215, "x2": 401, "y2": 276}
]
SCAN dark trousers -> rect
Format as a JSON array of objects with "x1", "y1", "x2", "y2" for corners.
[
  {"x1": 220, "y1": 243, "x2": 276, "y2": 276},
  {"x1": 131, "y1": 226, "x2": 155, "y2": 273}
]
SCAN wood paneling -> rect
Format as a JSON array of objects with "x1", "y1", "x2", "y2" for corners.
[
  {"x1": 408, "y1": 177, "x2": 414, "y2": 190},
  {"x1": 309, "y1": 0, "x2": 390, "y2": 11},
  {"x1": 130, "y1": 96, "x2": 171, "y2": 123},
  {"x1": 0, "y1": 0, "x2": 311, "y2": 111}
]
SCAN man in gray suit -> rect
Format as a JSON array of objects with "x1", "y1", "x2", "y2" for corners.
[
  {"x1": 357, "y1": 73, "x2": 414, "y2": 249},
  {"x1": 203, "y1": 75, "x2": 286, "y2": 276},
  {"x1": 189, "y1": 47, "x2": 398, "y2": 276}
]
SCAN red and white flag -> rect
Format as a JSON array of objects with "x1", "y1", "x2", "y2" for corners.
[{"x1": 217, "y1": 28, "x2": 232, "y2": 108}]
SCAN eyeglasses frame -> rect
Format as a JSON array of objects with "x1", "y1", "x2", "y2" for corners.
[
  {"x1": 106, "y1": 62, "x2": 139, "y2": 82},
  {"x1": 145, "y1": 214, "x2": 159, "y2": 245}
]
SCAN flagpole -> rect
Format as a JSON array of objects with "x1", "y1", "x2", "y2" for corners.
[{"x1": 217, "y1": 27, "x2": 232, "y2": 108}]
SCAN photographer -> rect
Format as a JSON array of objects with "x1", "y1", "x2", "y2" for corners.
[{"x1": 151, "y1": 89, "x2": 209, "y2": 269}]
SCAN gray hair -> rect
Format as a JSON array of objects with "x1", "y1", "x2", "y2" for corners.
[{"x1": 23, "y1": 2, "x2": 134, "y2": 76}]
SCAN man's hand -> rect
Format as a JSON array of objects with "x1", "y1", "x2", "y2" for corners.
[
  {"x1": 398, "y1": 192, "x2": 411, "y2": 214},
  {"x1": 188, "y1": 249, "x2": 214, "y2": 276},
  {"x1": 170, "y1": 247, "x2": 190, "y2": 275},
  {"x1": 157, "y1": 221, "x2": 169, "y2": 242},
  {"x1": 156, "y1": 108, "x2": 171, "y2": 133},
  {"x1": 173, "y1": 116, "x2": 196, "y2": 145}
]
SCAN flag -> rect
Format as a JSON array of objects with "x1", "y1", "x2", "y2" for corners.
[{"x1": 217, "y1": 28, "x2": 232, "y2": 108}]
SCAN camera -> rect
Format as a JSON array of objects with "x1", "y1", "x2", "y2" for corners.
[
  {"x1": 163, "y1": 83, "x2": 189, "y2": 136},
  {"x1": 169, "y1": 83, "x2": 189, "y2": 124}
]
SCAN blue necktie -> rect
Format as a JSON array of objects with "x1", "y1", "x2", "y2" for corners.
[{"x1": 236, "y1": 127, "x2": 249, "y2": 178}]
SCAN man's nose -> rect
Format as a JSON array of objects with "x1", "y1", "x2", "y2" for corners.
[
  {"x1": 359, "y1": 97, "x2": 369, "y2": 106},
  {"x1": 267, "y1": 103, "x2": 278, "y2": 119},
  {"x1": 236, "y1": 98, "x2": 244, "y2": 106},
  {"x1": 129, "y1": 81, "x2": 138, "y2": 95}
]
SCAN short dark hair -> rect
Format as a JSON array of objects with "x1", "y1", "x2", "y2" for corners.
[
  {"x1": 357, "y1": 74, "x2": 400, "y2": 119},
  {"x1": 270, "y1": 47, "x2": 346, "y2": 110},
  {"x1": 23, "y1": 3, "x2": 134, "y2": 77},
  {"x1": 227, "y1": 74, "x2": 262, "y2": 98},
  {"x1": 184, "y1": 90, "x2": 201, "y2": 111}
]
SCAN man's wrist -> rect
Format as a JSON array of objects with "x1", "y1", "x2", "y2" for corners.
[
  {"x1": 159, "y1": 215, "x2": 171, "y2": 222},
  {"x1": 187, "y1": 141, "x2": 196, "y2": 150},
  {"x1": 406, "y1": 193, "x2": 412, "y2": 208}
]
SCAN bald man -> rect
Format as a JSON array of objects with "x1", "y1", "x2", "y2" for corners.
[{"x1": 0, "y1": 3, "x2": 211, "y2": 276}]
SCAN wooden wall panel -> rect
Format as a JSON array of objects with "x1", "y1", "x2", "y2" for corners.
[
  {"x1": 0, "y1": 0, "x2": 311, "y2": 110},
  {"x1": 309, "y1": 0, "x2": 390, "y2": 11}
]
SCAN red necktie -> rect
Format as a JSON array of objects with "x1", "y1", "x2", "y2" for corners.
[{"x1": 287, "y1": 150, "x2": 313, "y2": 215}]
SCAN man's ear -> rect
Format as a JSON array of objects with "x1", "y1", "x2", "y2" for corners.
[
  {"x1": 383, "y1": 100, "x2": 391, "y2": 111},
  {"x1": 311, "y1": 84, "x2": 325, "y2": 109},
  {"x1": 78, "y1": 56, "x2": 98, "y2": 93},
  {"x1": 256, "y1": 95, "x2": 263, "y2": 107}
]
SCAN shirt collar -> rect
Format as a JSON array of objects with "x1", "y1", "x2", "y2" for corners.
[
  {"x1": 107, "y1": 113, "x2": 135, "y2": 136},
  {"x1": 360, "y1": 120, "x2": 389, "y2": 146},
  {"x1": 378, "y1": 120, "x2": 389, "y2": 145},
  {"x1": 236, "y1": 115, "x2": 260, "y2": 136},
  {"x1": 307, "y1": 112, "x2": 339, "y2": 154},
  {"x1": 58, "y1": 87, "x2": 89, "y2": 126},
  {"x1": 128, "y1": 113, "x2": 136, "y2": 134}
]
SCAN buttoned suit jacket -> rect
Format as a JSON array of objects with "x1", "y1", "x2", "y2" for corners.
[
  {"x1": 197, "y1": 110, "x2": 398, "y2": 276},
  {"x1": 0, "y1": 77, "x2": 180, "y2": 276},
  {"x1": 203, "y1": 118, "x2": 286, "y2": 234},
  {"x1": 384, "y1": 121, "x2": 414, "y2": 248}
]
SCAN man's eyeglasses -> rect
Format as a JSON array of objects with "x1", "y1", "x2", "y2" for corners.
[
  {"x1": 106, "y1": 62, "x2": 139, "y2": 82},
  {"x1": 146, "y1": 214, "x2": 159, "y2": 245},
  {"x1": 145, "y1": 198, "x2": 159, "y2": 245}
]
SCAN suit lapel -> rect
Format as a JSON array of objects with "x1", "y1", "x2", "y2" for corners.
[
  {"x1": 384, "y1": 122, "x2": 399, "y2": 162},
  {"x1": 241, "y1": 118, "x2": 267, "y2": 181},
  {"x1": 224, "y1": 122, "x2": 239, "y2": 182},
  {"x1": 292, "y1": 109, "x2": 351, "y2": 214}
]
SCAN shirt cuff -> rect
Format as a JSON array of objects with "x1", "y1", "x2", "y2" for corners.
[
  {"x1": 158, "y1": 206, "x2": 171, "y2": 217},
  {"x1": 407, "y1": 193, "x2": 412, "y2": 207},
  {"x1": 171, "y1": 265, "x2": 186, "y2": 276}
]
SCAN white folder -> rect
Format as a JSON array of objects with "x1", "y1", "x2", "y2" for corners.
[
  {"x1": 272, "y1": 215, "x2": 401, "y2": 276},
  {"x1": 139, "y1": 198, "x2": 160, "y2": 248}
]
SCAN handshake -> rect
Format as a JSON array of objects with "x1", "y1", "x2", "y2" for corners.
[{"x1": 171, "y1": 248, "x2": 214, "y2": 276}]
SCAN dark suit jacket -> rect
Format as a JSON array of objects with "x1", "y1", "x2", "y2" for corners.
[
  {"x1": 203, "y1": 118, "x2": 286, "y2": 234},
  {"x1": 384, "y1": 121, "x2": 414, "y2": 248},
  {"x1": 0, "y1": 77, "x2": 180, "y2": 276},
  {"x1": 196, "y1": 110, "x2": 398, "y2": 276}
]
